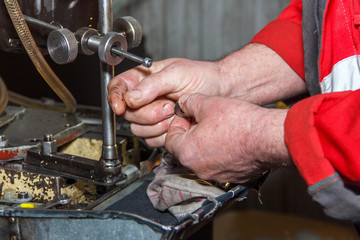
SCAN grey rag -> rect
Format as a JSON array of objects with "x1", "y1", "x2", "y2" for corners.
[{"x1": 146, "y1": 153, "x2": 225, "y2": 220}]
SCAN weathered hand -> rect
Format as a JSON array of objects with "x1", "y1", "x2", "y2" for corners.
[
  {"x1": 107, "y1": 58, "x2": 223, "y2": 146},
  {"x1": 165, "y1": 93, "x2": 292, "y2": 184},
  {"x1": 107, "y1": 44, "x2": 306, "y2": 147}
]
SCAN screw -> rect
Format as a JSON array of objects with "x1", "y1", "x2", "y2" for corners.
[
  {"x1": 8, "y1": 38, "x2": 21, "y2": 48},
  {"x1": 9, "y1": 217, "x2": 15, "y2": 224},
  {"x1": 0, "y1": 135, "x2": 5, "y2": 141},
  {"x1": 43, "y1": 134, "x2": 53, "y2": 142},
  {"x1": 17, "y1": 191, "x2": 29, "y2": 199},
  {"x1": 0, "y1": 135, "x2": 7, "y2": 148},
  {"x1": 143, "y1": 57, "x2": 152, "y2": 68}
]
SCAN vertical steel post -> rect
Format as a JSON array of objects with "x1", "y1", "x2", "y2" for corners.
[{"x1": 98, "y1": 0, "x2": 122, "y2": 183}]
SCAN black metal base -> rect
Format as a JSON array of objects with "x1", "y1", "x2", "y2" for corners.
[{"x1": 25, "y1": 147, "x2": 125, "y2": 186}]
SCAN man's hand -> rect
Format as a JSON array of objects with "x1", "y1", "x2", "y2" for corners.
[
  {"x1": 108, "y1": 58, "x2": 224, "y2": 146},
  {"x1": 165, "y1": 93, "x2": 292, "y2": 184},
  {"x1": 107, "y1": 43, "x2": 307, "y2": 147}
]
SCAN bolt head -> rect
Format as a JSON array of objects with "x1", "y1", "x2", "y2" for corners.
[
  {"x1": 9, "y1": 217, "x2": 15, "y2": 223},
  {"x1": 43, "y1": 134, "x2": 53, "y2": 142}
]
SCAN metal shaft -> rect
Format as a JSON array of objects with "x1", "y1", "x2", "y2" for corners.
[
  {"x1": 98, "y1": 0, "x2": 120, "y2": 164},
  {"x1": 23, "y1": 15, "x2": 59, "y2": 31},
  {"x1": 111, "y1": 48, "x2": 152, "y2": 67}
]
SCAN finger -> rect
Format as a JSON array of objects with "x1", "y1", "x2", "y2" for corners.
[
  {"x1": 108, "y1": 68, "x2": 149, "y2": 115},
  {"x1": 165, "y1": 116, "x2": 192, "y2": 156},
  {"x1": 108, "y1": 59, "x2": 176, "y2": 114},
  {"x1": 124, "y1": 99, "x2": 175, "y2": 124},
  {"x1": 124, "y1": 60, "x2": 186, "y2": 108},
  {"x1": 107, "y1": 76, "x2": 128, "y2": 115},
  {"x1": 145, "y1": 133, "x2": 167, "y2": 148},
  {"x1": 130, "y1": 116, "x2": 174, "y2": 138},
  {"x1": 108, "y1": 60, "x2": 170, "y2": 91},
  {"x1": 178, "y1": 93, "x2": 208, "y2": 122}
]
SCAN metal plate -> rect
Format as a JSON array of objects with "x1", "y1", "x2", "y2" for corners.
[{"x1": 0, "y1": 107, "x2": 87, "y2": 161}]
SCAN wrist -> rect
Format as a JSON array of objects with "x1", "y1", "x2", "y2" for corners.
[{"x1": 253, "y1": 107, "x2": 292, "y2": 169}]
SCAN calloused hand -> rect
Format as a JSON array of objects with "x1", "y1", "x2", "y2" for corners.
[
  {"x1": 165, "y1": 93, "x2": 292, "y2": 184},
  {"x1": 107, "y1": 58, "x2": 224, "y2": 147},
  {"x1": 107, "y1": 44, "x2": 307, "y2": 148}
]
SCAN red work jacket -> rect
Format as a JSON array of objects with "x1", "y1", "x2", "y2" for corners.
[{"x1": 251, "y1": 0, "x2": 360, "y2": 222}]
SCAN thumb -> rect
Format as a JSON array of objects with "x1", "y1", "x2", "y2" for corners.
[
  {"x1": 124, "y1": 70, "x2": 178, "y2": 109},
  {"x1": 165, "y1": 116, "x2": 191, "y2": 157},
  {"x1": 177, "y1": 93, "x2": 208, "y2": 122}
]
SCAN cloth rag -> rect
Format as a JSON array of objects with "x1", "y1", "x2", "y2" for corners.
[{"x1": 147, "y1": 153, "x2": 225, "y2": 220}]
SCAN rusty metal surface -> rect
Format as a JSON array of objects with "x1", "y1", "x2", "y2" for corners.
[
  {"x1": 0, "y1": 107, "x2": 87, "y2": 162},
  {"x1": 0, "y1": 0, "x2": 98, "y2": 54},
  {"x1": 0, "y1": 145, "x2": 37, "y2": 162}
]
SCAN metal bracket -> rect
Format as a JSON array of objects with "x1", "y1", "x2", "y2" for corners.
[{"x1": 24, "y1": 147, "x2": 125, "y2": 186}]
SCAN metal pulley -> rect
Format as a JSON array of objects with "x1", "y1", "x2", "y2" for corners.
[
  {"x1": 114, "y1": 16, "x2": 142, "y2": 49},
  {"x1": 47, "y1": 28, "x2": 78, "y2": 65},
  {"x1": 75, "y1": 27, "x2": 99, "y2": 56},
  {"x1": 86, "y1": 31, "x2": 128, "y2": 66},
  {"x1": 45, "y1": 16, "x2": 151, "y2": 67}
]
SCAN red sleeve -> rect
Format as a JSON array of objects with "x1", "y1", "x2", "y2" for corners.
[
  {"x1": 250, "y1": 0, "x2": 305, "y2": 79},
  {"x1": 285, "y1": 89, "x2": 360, "y2": 187}
]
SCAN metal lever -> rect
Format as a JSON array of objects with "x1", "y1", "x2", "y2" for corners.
[{"x1": 111, "y1": 48, "x2": 152, "y2": 67}]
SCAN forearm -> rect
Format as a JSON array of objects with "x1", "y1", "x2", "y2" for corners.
[{"x1": 217, "y1": 43, "x2": 307, "y2": 105}]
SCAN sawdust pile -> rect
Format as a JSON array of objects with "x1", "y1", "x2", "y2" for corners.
[
  {"x1": 0, "y1": 169, "x2": 97, "y2": 205},
  {"x1": 0, "y1": 169, "x2": 57, "y2": 202},
  {"x1": 59, "y1": 137, "x2": 103, "y2": 160},
  {"x1": 0, "y1": 138, "x2": 103, "y2": 205}
]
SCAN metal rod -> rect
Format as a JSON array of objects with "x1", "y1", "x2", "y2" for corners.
[
  {"x1": 23, "y1": 15, "x2": 60, "y2": 31},
  {"x1": 111, "y1": 47, "x2": 152, "y2": 67},
  {"x1": 98, "y1": 0, "x2": 120, "y2": 163}
]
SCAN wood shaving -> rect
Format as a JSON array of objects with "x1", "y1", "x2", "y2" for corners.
[{"x1": 59, "y1": 137, "x2": 103, "y2": 161}]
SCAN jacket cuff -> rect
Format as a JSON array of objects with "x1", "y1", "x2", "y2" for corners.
[
  {"x1": 250, "y1": 19, "x2": 305, "y2": 80},
  {"x1": 284, "y1": 94, "x2": 336, "y2": 187}
]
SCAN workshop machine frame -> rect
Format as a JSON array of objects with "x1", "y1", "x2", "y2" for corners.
[
  {"x1": 0, "y1": 175, "x2": 249, "y2": 240},
  {"x1": 0, "y1": 1, "x2": 250, "y2": 239}
]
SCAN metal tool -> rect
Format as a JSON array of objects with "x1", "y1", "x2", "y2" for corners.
[
  {"x1": 174, "y1": 101, "x2": 191, "y2": 119},
  {"x1": 97, "y1": 0, "x2": 122, "y2": 185},
  {"x1": 23, "y1": 15, "x2": 152, "y2": 67},
  {"x1": 22, "y1": 4, "x2": 152, "y2": 185}
]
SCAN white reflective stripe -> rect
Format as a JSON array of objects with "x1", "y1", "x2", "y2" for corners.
[{"x1": 321, "y1": 55, "x2": 360, "y2": 93}]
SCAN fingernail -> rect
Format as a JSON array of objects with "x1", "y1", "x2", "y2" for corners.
[
  {"x1": 113, "y1": 102, "x2": 119, "y2": 111},
  {"x1": 163, "y1": 103, "x2": 175, "y2": 118},
  {"x1": 127, "y1": 90, "x2": 142, "y2": 100}
]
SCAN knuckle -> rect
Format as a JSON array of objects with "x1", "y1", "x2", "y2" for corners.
[
  {"x1": 108, "y1": 77, "x2": 124, "y2": 90},
  {"x1": 146, "y1": 137, "x2": 164, "y2": 148},
  {"x1": 196, "y1": 172, "x2": 210, "y2": 180},
  {"x1": 183, "y1": 93, "x2": 202, "y2": 109},
  {"x1": 158, "y1": 118, "x2": 171, "y2": 132},
  {"x1": 130, "y1": 124, "x2": 141, "y2": 136},
  {"x1": 150, "y1": 108, "x2": 162, "y2": 122},
  {"x1": 177, "y1": 145, "x2": 193, "y2": 166}
]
